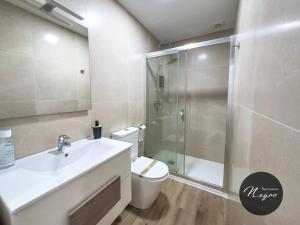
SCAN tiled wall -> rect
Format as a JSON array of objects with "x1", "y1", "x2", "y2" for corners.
[
  {"x1": 0, "y1": 0, "x2": 158, "y2": 159},
  {"x1": 185, "y1": 43, "x2": 230, "y2": 163},
  {"x1": 87, "y1": 0, "x2": 158, "y2": 138},
  {"x1": 225, "y1": 0, "x2": 300, "y2": 224},
  {"x1": 0, "y1": 0, "x2": 90, "y2": 119}
]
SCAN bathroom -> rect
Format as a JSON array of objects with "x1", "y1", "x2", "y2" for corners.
[{"x1": 0, "y1": 0, "x2": 299, "y2": 224}]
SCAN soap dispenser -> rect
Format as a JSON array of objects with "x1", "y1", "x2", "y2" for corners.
[
  {"x1": 0, "y1": 129, "x2": 15, "y2": 168},
  {"x1": 93, "y1": 120, "x2": 102, "y2": 139}
]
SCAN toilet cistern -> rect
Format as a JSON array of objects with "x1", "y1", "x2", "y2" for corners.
[{"x1": 57, "y1": 135, "x2": 71, "y2": 152}]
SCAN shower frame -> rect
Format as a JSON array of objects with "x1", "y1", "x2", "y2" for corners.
[{"x1": 144, "y1": 36, "x2": 236, "y2": 192}]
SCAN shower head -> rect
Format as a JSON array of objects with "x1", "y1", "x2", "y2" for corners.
[{"x1": 40, "y1": 0, "x2": 84, "y2": 21}]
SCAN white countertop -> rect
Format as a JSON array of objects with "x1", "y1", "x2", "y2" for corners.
[{"x1": 0, "y1": 138, "x2": 132, "y2": 214}]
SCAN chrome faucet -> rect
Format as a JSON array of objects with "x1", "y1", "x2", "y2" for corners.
[{"x1": 57, "y1": 135, "x2": 71, "y2": 152}]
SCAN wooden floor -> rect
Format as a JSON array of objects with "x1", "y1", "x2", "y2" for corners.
[{"x1": 112, "y1": 179, "x2": 224, "y2": 225}]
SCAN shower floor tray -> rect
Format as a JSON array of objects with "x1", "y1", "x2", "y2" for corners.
[{"x1": 154, "y1": 150, "x2": 224, "y2": 187}]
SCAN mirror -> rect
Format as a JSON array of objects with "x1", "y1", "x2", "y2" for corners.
[{"x1": 0, "y1": 0, "x2": 90, "y2": 119}]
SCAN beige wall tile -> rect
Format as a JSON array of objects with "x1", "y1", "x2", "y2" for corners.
[
  {"x1": 0, "y1": 52, "x2": 35, "y2": 102},
  {"x1": 248, "y1": 112, "x2": 300, "y2": 224},
  {"x1": 233, "y1": 0, "x2": 300, "y2": 131},
  {"x1": 78, "y1": 100, "x2": 92, "y2": 111},
  {"x1": 227, "y1": 106, "x2": 300, "y2": 223},
  {"x1": 0, "y1": 0, "x2": 32, "y2": 55},
  {"x1": 0, "y1": 111, "x2": 90, "y2": 159},
  {"x1": 31, "y1": 16, "x2": 77, "y2": 63},
  {"x1": 36, "y1": 100, "x2": 78, "y2": 115},
  {"x1": 0, "y1": 101, "x2": 37, "y2": 119},
  {"x1": 75, "y1": 35, "x2": 90, "y2": 101},
  {"x1": 229, "y1": 105, "x2": 252, "y2": 168},
  {"x1": 127, "y1": 55, "x2": 145, "y2": 103},
  {"x1": 34, "y1": 59, "x2": 77, "y2": 101},
  {"x1": 188, "y1": 68, "x2": 229, "y2": 99},
  {"x1": 186, "y1": 128, "x2": 225, "y2": 163},
  {"x1": 226, "y1": 0, "x2": 300, "y2": 224},
  {"x1": 91, "y1": 102, "x2": 128, "y2": 138},
  {"x1": 127, "y1": 101, "x2": 144, "y2": 126},
  {"x1": 89, "y1": 50, "x2": 129, "y2": 103}
]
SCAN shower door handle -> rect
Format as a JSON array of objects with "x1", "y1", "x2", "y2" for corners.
[{"x1": 180, "y1": 109, "x2": 185, "y2": 122}]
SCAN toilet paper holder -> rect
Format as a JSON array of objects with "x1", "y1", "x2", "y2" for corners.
[{"x1": 138, "y1": 124, "x2": 146, "y2": 142}]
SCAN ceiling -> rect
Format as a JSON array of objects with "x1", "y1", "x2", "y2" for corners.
[{"x1": 118, "y1": 0, "x2": 239, "y2": 42}]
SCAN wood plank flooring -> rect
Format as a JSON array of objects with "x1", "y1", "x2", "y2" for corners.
[{"x1": 112, "y1": 179, "x2": 224, "y2": 225}]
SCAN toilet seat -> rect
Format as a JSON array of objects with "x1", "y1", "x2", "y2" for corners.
[{"x1": 131, "y1": 157, "x2": 169, "y2": 181}]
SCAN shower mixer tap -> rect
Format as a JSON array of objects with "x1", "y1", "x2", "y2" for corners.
[{"x1": 180, "y1": 109, "x2": 185, "y2": 122}]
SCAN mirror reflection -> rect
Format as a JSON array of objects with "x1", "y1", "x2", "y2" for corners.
[{"x1": 0, "y1": 0, "x2": 90, "y2": 119}]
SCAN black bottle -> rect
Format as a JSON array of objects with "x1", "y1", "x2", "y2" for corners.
[{"x1": 93, "y1": 120, "x2": 102, "y2": 139}]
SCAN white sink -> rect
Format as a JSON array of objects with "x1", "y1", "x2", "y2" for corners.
[
  {"x1": 18, "y1": 140, "x2": 119, "y2": 174},
  {"x1": 19, "y1": 144, "x2": 91, "y2": 174},
  {"x1": 0, "y1": 138, "x2": 132, "y2": 213}
]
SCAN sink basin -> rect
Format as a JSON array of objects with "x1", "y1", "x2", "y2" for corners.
[
  {"x1": 0, "y1": 138, "x2": 132, "y2": 214},
  {"x1": 19, "y1": 142, "x2": 92, "y2": 173},
  {"x1": 18, "y1": 141, "x2": 118, "y2": 174}
]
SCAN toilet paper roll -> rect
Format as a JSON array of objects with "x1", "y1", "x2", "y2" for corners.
[
  {"x1": 140, "y1": 125, "x2": 146, "y2": 130},
  {"x1": 139, "y1": 124, "x2": 146, "y2": 142}
]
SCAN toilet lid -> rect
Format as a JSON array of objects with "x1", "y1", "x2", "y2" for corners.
[{"x1": 131, "y1": 156, "x2": 169, "y2": 180}]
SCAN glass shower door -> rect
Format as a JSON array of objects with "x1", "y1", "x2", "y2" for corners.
[
  {"x1": 145, "y1": 53, "x2": 186, "y2": 173},
  {"x1": 183, "y1": 42, "x2": 230, "y2": 187},
  {"x1": 144, "y1": 37, "x2": 232, "y2": 188}
]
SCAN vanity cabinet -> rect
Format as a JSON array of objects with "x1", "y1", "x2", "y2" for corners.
[{"x1": 0, "y1": 148, "x2": 131, "y2": 225}]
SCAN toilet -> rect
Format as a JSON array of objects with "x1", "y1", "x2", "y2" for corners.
[{"x1": 112, "y1": 127, "x2": 169, "y2": 209}]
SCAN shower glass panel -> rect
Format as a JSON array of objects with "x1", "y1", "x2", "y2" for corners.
[
  {"x1": 184, "y1": 42, "x2": 230, "y2": 187},
  {"x1": 145, "y1": 53, "x2": 185, "y2": 173},
  {"x1": 145, "y1": 37, "x2": 232, "y2": 188}
]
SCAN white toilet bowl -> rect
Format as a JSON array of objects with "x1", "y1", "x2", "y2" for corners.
[
  {"x1": 131, "y1": 156, "x2": 169, "y2": 209},
  {"x1": 112, "y1": 127, "x2": 169, "y2": 209}
]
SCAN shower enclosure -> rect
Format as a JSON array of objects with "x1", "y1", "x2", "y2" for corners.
[{"x1": 144, "y1": 37, "x2": 235, "y2": 188}]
